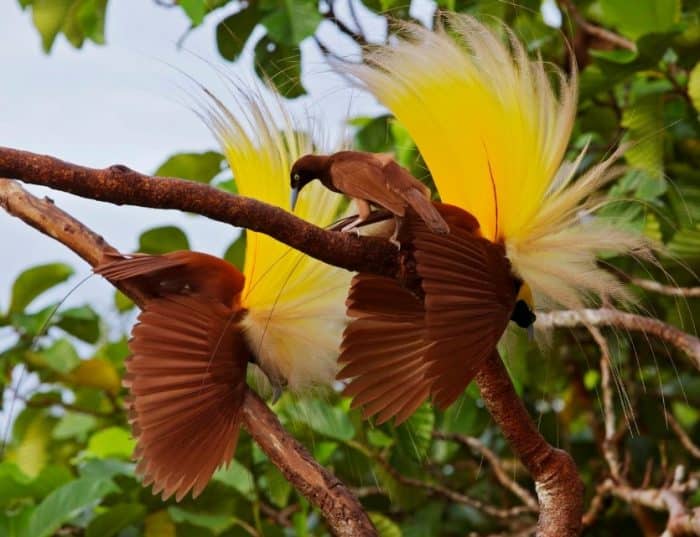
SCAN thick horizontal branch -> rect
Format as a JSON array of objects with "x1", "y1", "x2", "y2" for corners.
[
  {"x1": 0, "y1": 147, "x2": 398, "y2": 277},
  {"x1": 537, "y1": 309, "x2": 700, "y2": 370},
  {"x1": 0, "y1": 179, "x2": 376, "y2": 537}
]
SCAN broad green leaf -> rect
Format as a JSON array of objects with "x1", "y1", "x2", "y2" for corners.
[
  {"x1": 66, "y1": 358, "x2": 121, "y2": 394},
  {"x1": 56, "y1": 305, "x2": 100, "y2": 343},
  {"x1": 138, "y1": 226, "x2": 190, "y2": 254},
  {"x1": 10, "y1": 304, "x2": 57, "y2": 337},
  {"x1": 180, "y1": 0, "x2": 206, "y2": 25},
  {"x1": 154, "y1": 151, "x2": 224, "y2": 183},
  {"x1": 370, "y1": 513, "x2": 402, "y2": 537},
  {"x1": 285, "y1": 399, "x2": 356, "y2": 441},
  {"x1": 622, "y1": 93, "x2": 665, "y2": 177},
  {"x1": 223, "y1": 233, "x2": 246, "y2": 270},
  {"x1": 600, "y1": 0, "x2": 680, "y2": 40},
  {"x1": 0, "y1": 463, "x2": 33, "y2": 505},
  {"x1": 168, "y1": 507, "x2": 235, "y2": 534},
  {"x1": 367, "y1": 429, "x2": 394, "y2": 448},
  {"x1": 395, "y1": 403, "x2": 434, "y2": 462},
  {"x1": 264, "y1": 466, "x2": 292, "y2": 508},
  {"x1": 217, "y1": 6, "x2": 260, "y2": 61},
  {"x1": 114, "y1": 290, "x2": 134, "y2": 312},
  {"x1": 689, "y1": 61, "x2": 700, "y2": 114},
  {"x1": 21, "y1": 476, "x2": 118, "y2": 537},
  {"x1": 254, "y1": 37, "x2": 305, "y2": 98},
  {"x1": 79, "y1": 459, "x2": 135, "y2": 480},
  {"x1": 53, "y1": 413, "x2": 97, "y2": 441},
  {"x1": 213, "y1": 460, "x2": 255, "y2": 500},
  {"x1": 86, "y1": 427, "x2": 135, "y2": 460},
  {"x1": 261, "y1": 0, "x2": 322, "y2": 46},
  {"x1": 39, "y1": 338, "x2": 80, "y2": 373},
  {"x1": 86, "y1": 503, "x2": 146, "y2": 537},
  {"x1": 144, "y1": 510, "x2": 176, "y2": 537},
  {"x1": 29, "y1": 0, "x2": 73, "y2": 52},
  {"x1": 75, "y1": 0, "x2": 107, "y2": 44},
  {"x1": 352, "y1": 115, "x2": 393, "y2": 153},
  {"x1": 9, "y1": 263, "x2": 74, "y2": 314}
]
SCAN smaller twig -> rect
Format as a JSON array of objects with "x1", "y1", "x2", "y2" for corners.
[
  {"x1": 433, "y1": 431, "x2": 538, "y2": 511},
  {"x1": 259, "y1": 502, "x2": 297, "y2": 528},
  {"x1": 602, "y1": 265, "x2": 700, "y2": 298},
  {"x1": 666, "y1": 411, "x2": 700, "y2": 459},
  {"x1": 558, "y1": 0, "x2": 635, "y2": 51},
  {"x1": 537, "y1": 309, "x2": 700, "y2": 371}
]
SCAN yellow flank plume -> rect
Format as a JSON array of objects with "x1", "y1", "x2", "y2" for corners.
[
  {"x1": 343, "y1": 15, "x2": 651, "y2": 309},
  {"x1": 204, "y1": 91, "x2": 351, "y2": 390}
]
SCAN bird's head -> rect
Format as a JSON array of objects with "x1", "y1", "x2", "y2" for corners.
[
  {"x1": 290, "y1": 154, "x2": 325, "y2": 210},
  {"x1": 511, "y1": 281, "x2": 536, "y2": 338}
]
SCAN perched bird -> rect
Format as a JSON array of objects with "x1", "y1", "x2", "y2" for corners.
[
  {"x1": 290, "y1": 151, "x2": 449, "y2": 246},
  {"x1": 336, "y1": 15, "x2": 650, "y2": 423},
  {"x1": 95, "y1": 94, "x2": 352, "y2": 501}
]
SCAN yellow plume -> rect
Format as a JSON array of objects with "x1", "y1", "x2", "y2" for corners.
[
  {"x1": 203, "y1": 91, "x2": 351, "y2": 390},
  {"x1": 342, "y1": 15, "x2": 651, "y2": 309}
]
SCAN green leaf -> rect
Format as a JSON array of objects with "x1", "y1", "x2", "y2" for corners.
[
  {"x1": 168, "y1": 506, "x2": 235, "y2": 534},
  {"x1": 40, "y1": 338, "x2": 81, "y2": 373},
  {"x1": 352, "y1": 115, "x2": 393, "y2": 153},
  {"x1": 56, "y1": 305, "x2": 100, "y2": 343},
  {"x1": 138, "y1": 226, "x2": 190, "y2": 254},
  {"x1": 223, "y1": 233, "x2": 246, "y2": 270},
  {"x1": 370, "y1": 513, "x2": 402, "y2": 537},
  {"x1": 9, "y1": 263, "x2": 74, "y2": 314},
  {"x1": 367, "y1": 429, "x2": 394, "y2": 448},
  {"x1": 20, "y1": 476, "x2": 117, "y2": 537},
  {"x1": 217, "y1": 6, "x2": 261, "y2": 61},
  {"x1": 10, "y1": 304, "x2": 57, "y2": 337},
  {"x1": 622, "y1": 93, "x2": 665, "y2": 177},
  {"x1": 689, "y1": 61, "x2": 700, "y2": 114},
  {"x1": 254, "y1": 37, "x2": 305, "y2": 98},
  {"x1": 261, "y1": 0, "x2": 322, "y2": 46},
  {"x1": 86, "y1": 503, "x2": 146, "y2": 537},
  {"x1": 86, "y1": 427, "x2": 135, "y2": 460},
  {"x1": 668, "y1": 225, "x2": 700, "y2": 260},
  {"x1": 154, "y1": 151, "x2": 224, "y2": 183},
  {"x1": 599, "y1": 0, "x2": 680, "y2": 40},
  {"x1": 395, "y1": 403, "x2": 434, "y2": 462},
  {"x1": 264, "y1": 466, "x2": 292, "y2": 508},
  {"x1": 180, "y1": 0, "x2": 206, "y2": 25},
  {"x1": 285, "y1": 399, "x2": 356, "y2": 441},
  {"x1": 76, "y1": 0, "x2": 107, "y2": 44},
  {"x1": 672, "y1": 401, "x2": 699, "y2": 428},
  {"x1": 29, "y1": 0, "x2": 73, "y2": 52},
  {"x1": 213, "y1": 460, "x2": 255, "y2": 500},
  {"x1": 114, "y1": 290, "x2": 134, "y2": 312},
  {"x1": 53, "y1": 413, "x2": 97, "y2": 441}
]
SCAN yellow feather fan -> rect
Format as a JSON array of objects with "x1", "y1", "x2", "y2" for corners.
[
  {"x1": 342, "y1": 15, "x2": 651, "y2": 309},
  {"x1": 203, "y1": 91, "x2": 352, "y2": 390}
]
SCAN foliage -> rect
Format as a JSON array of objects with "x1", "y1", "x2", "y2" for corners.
[{"x1": 5, "y1": 0, "x2": 700, "y2": 535}]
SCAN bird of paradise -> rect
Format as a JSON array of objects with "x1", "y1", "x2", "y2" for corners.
[
  {"x1": 96, "y1": 91, "x2": 351, "y2": 500},
  {"x1": 335, "y1": 15, "x2": 651, "y2": 423}
]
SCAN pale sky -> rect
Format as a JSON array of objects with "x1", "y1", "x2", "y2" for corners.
[{"x1": 0, "y1": 0, "x2": 385, "y2": 313}]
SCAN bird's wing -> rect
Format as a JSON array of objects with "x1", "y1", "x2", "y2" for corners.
[
  {"x1": 126, "y1": 294, "x2": 249, "y2": 501},
  {"x1": 411, "y1": 215, "x2": 516, "y2": 409},
  {"x1": 95, "y1": 251, "x2": 244, "y2": 305},
  {"x1": 329, "y1": 159, "x2": 408, "y2": 216},
  {"x1": 338, "y1": 273, "x2": 432, "y2": 425}
]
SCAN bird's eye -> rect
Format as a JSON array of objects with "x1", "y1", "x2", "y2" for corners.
[{"x1": 293, "y1": 173, "x2": 300, "y2": 182}]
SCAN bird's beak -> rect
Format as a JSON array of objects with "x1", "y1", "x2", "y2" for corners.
[
  {"x1": 526, "y1": 324, "x2": 535, "y2": 341},
  {"x1": 290, "y1": 187, "x2": 300, "y2": 211}
]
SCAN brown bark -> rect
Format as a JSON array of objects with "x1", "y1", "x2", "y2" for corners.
[
  {"x1": 0, "y1": 179, "x2": 376, "y2": 537},
  {"x1": 476, "y1": 352, "x2": 584, "y2": 537}
]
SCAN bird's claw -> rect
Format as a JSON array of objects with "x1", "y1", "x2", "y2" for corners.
[
  {"x1": 389, "y1": 237, "x2": 401, "y2": 250},
  {"x1": 270, "y1": 384, "x2": 283, "y2": 404}
]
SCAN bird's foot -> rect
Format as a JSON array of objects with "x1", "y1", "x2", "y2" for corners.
[{"x1": 270, "y1": 383, "x2": 284, "y2": 404}]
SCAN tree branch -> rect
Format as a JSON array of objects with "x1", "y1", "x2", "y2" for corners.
[
  {"x1": 537, "y1": 309, "x2": 700, "y2": 370},
  {"x1": 476, "y1": 352, "x2": 584, "y2": 537},
  {"x1": 0, "y1": 179, "x2": 376, "y2": 537},
  {"x1": 557, "y1": 0, "x2": 635, "y2": 51},
  {"x1": 0, "y1": 147, "x2": 397, "y2": 278}
]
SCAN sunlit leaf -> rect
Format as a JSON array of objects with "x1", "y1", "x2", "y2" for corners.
[
  {"x1": 144, "y1": 510, "x2": 176, "y2": 537},
  {"x1": 154, "y1": 151, "x2": 225, "y2": 183},
  {"x1": 213, "y1": 460, "x2": 255, "y2": 500},
  {"x1": 370, "y1": 512, "x2": 402, "y2": 537},
  {"x1": 67, "y1": 358, "x2": 121, "y2": 394},
  {"x1": 86, "y1": 427, "x2": 135, "y2": 460},
  {"x1": 9, "y1": 263, "x2": 74, "y2": 315}
]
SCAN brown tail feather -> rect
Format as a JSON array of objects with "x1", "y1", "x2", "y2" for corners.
[
  {"x1": 403, "y1": 189, "x2": 450, "y2": 234},
  {"x1": 338, "y1": 274, "x2": 432, "y2": 425},
  {"x1": 126, "y1": 294, "x2": 249, "y2": 501},
  {"x1": 95, "y1": 251, "x2": 245, "y2": 306}
]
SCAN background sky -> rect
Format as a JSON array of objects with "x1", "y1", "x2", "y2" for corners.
[{"x1": 0, "y1": 0, "x2": 385, "y2": 314}]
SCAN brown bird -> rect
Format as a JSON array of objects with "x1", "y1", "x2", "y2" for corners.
[
  {"x1": 290, "y1": 151, "x2": 449, "y2": 246},
  {"x1": 95, "y1": 251, "x2": 250, "y2": 501},
  {"x1": 337, "y1": 203, "x2": 536, "y2": 424}
]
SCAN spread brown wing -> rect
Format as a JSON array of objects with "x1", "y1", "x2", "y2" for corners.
[
  {"x1": 95, "y1": 251, "x2": 245, "y2": 305},
  {"x1": 329, "y1": 159, "x2": 408, "y2": 216},
  {"x1": 126, "y1": 294, "x2": 249, "y2": 501},
  {"x1": 338, "y1": 274, "x2": 433, "y2": 425},
  {"x1": 411, "y1": 214, "x2": 516, "y2": 410}
]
